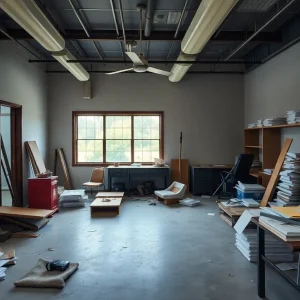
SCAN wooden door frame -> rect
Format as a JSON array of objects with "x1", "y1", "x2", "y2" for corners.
[{"x1": 0, "y1": 100, "x2": 23, "y2": 206}]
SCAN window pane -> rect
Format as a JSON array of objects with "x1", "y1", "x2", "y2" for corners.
[
  {"x1": 134, "y1": 140, "x2": 160, "y2": 162},
  {"x1": 78, "y1": 116, "x2": 103, "y2": 139},
  {"x1": 106, "y1": 140, "x2": 131, "y2": 162},
  {"x1": 77, "y1": 140, "x2": 103, "y2": 162},
  {"x1": 105, "y1": 116, "x2": 131, "y2": 139},
  {"x1": 134, "y1": 116, "x2": 158, "y2": 139}
]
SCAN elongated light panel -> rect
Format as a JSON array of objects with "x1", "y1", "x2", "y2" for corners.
[
  {"x1": 0, "y1": 0, "x2": 65, "y2": 52},
  {"x1": 52, "y1": 50, "x2": 90, "y2": 81},
  {"x1": 182, "y1": 0, "x2": 238, "y2": 54}
]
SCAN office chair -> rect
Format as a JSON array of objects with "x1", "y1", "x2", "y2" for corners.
[{"x1": 217, "y1": 154, "x2": 255, "y2": 199}]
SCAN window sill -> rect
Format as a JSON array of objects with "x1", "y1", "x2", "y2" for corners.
[{"x1": 73, "y1": 162, "x2": 155, "y2": 167}]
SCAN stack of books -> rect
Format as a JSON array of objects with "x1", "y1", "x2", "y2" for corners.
[
  {"x1": 59, "y1": 190, "x2": 88, "y2": 208},
  {"x1": 263, "y1": 168, "x2": 273, "y2": 175},
  {"x1": 286, "y1": 110, "x2": 300, "y2": 124},
  {"x1": 235, "y1": 229, "x2": 293, "y2": 262},
  {"x1": 273, "y1": 153, "x2": 300, "y2": 207},
  {"x1": 251, "y1": 159, "x2": 262, "y2": 168},
  {"x1": 262, "y1": 117, "x2": 286, "y2": 126},
  {"x1": 247, "y1": 123, "x2": 257, "y2": 128}
]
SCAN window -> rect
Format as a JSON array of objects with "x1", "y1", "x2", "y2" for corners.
[{"x1": 73, "y1": 112, "x2": 163, "y2": 165}]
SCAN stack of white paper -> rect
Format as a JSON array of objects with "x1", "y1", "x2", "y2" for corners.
[
  {"x1": 262, "y1": 117, "x2": 286, "y2": 127},
  {"x1": 263, "y1": 168, "x2": 273, "y2": 175},
  {"x1": 179, "y1": 199, "x2": 201, "y2": 207},
  {"x1": 235, "y1": 181, "x2": 265, "y2": 192},
  {"x1": 241, "y1": 198, "x2": 260, "y2": 207},
  {"x1": 275, "y1": 155, "x2": 300, "y2": 206},
  {"x1": 287, "y1": 110, "x2": 300, "y2": 124},
  {"x1": 59, "y1": 189, "x2": 87, "y2": 207},
  {"x1": 235, "y1": 229, "x2": 294, "y2": 262},
  {"x1": 0, "y1": 248, "x2": 18, "y2": 281},
  {"x1": 247, "y1": 123, "x2": 257, "y2": 128},
  {"x1": 252, "y1": 159, "x2": 262, "y2": 168}
]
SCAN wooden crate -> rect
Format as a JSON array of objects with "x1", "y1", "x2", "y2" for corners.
[
  {"x1": 217, "y1": 202, "x2": 248, "y2": 227},
  {"x1": 90, "y1": 198, "x2": 122, "y2": 217}
]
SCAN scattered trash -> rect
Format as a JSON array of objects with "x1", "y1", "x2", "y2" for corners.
[
  {"x1": 148, "y1": 200, "x2": 156, "y2": 206},
  {"x1": 180, "y1": 199, "x2": 201, "y2": 207},
  {"x1": 250, "y1": 280, "x2": 254, "y2": 283},
  {"x1": 48, "y1": 248, "x2": 54, "y2": 251},
  {"x1": 228, "y1": 273, "x2": 234, "y2": 277},
  {"x1": 201, "y1": 195, "x2": 211, "y2": 199},
  {"x1": 87, "y1": 230, "x2": 96, "y2": 232},
  {"x1": 207, "y1": 213, "x2": 215, "y2": 216},
  {"x1": 208, "y1": 260, "x2": 212, "y2": 263},
  {"x1": 122, "y1": 247, "x2": 127, "y2": 249}
]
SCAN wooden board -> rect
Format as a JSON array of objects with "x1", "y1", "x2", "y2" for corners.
[
  {"x1": 171, "y1": 159, "x2": 189, "y2": 189},
  {"x1": 96, "y1": 192, "x2": 124, "y2": 198},
  {"x1": 260, "y1": 138, "x2": 293, "y2": 207},
  {"x1": 12, "y1": 231, "x2": 40, "y2": 238},
  {"x1": 0, "y1": 216, "x2": 50, "y2": 231},
  {"x1": 90, "y1": 198, "x2": 121, "y2": 217},
  {"x1": 0, "y1": 206, "x2": 54, "y2": 219},
  {"x1": 26, "y1": 141, "x2": 47, "y2": 174},
  {"x1": 55, "y1": 149, "x2": 73, "y2": 190}
]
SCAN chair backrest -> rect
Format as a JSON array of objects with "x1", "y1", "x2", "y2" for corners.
[
  {"x1": 232, "y1": 154, "x2": 254, "y2": 181},
  {"x1": 90, "y1": 167, "x2": 104, "y2": 183}
]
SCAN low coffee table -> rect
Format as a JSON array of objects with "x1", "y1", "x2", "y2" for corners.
[{"x1": 90, "y1": 198, "x2": 122, "y2": 217}]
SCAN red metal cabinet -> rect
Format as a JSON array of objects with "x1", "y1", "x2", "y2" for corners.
[{"x1": 28, "y1": 176, "x2": 58, "y2": 210}]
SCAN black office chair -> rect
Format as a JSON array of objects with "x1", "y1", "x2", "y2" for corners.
[{"x1": 218, "y1": 154, "x2": 255, "y2": 199}]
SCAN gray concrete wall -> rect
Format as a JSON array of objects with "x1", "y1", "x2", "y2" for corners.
[
  {"x1": 0, "y1": 41, "x2": 48, "y2": 203},
  {"x1": 244, "y1": 42, "x2": 300, "y2": 153},
  {"x1": 47, "y1": 73, "x2": 244, "y2": 188}
]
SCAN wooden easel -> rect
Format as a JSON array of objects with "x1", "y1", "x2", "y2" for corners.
[{"x1": 54, "y1": 148, "x2": 73, "y2": 190}]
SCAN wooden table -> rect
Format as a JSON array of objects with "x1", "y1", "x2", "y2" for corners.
[
  {"x1": 217, "y1": 202, "x2": 249, "y2": 227},
  {"x1": 256, "y1": 219, "x2": 300, "y2": 298},
  {"x1": 95, "y1": 192, "x2": 124, "y2": 198},
  {"x1": 90, "y1": 198, "x2": 122, "y2": 217}
]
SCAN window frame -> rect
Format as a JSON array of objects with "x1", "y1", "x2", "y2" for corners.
[{"x1": 72, "y1": 111, "x2": 164, "y2": 166}]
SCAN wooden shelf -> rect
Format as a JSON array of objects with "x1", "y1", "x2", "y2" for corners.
[
  {"x1": 250, "y1": 172, "x2": 262, "y2": 178},
  {"x1": 245, "y1": 123, "x2": 300, "y2": 131},
  {"x1": 245, "y1": 145, "x2": 263, "y2": 148}
]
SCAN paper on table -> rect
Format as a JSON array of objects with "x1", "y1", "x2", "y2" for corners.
[
  {"x1": 0, "y1": 259, "x2": 11, "y2": 268},
  {"x1": 234, "y1": 209, "x2": 261, "y2": 235}
]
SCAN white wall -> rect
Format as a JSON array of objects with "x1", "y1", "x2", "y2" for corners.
[
  {"x1": 47, "y1": 73, "x2": 244, "y2": 188},
  {"x1": 244, "y1": 42, "x2": 300, "y2": 153},
  {"x1": 0, "y1": 41, "x2": 48, "y2": 204}
]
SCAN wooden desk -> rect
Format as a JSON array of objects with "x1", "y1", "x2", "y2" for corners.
[
  {"x1": 256, "y1": 220, "x2": 300, "y2": 298},
  {"x1": 106, "y1": 165, "x2": 170, "y2": 191}
]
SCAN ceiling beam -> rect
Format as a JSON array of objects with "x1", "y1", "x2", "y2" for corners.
[{"x1": 0, "y1": 29, "x2": 282, "y2": 43}]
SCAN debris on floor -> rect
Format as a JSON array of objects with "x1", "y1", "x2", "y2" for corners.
[
  {"x1": 179, "y1": 198, "x2": 201, "y2": 207},
  {"x1": 207, "y1": 213, "x2": 215, "y2": 216},
  {"x1": 14, "y1": 258, "x2": 79, "y2": 288},
  {"x1": 48, "y1": 248, "x2": 54, "y2": 251},
  {"x1": 0, "y1": 247, "x2": 18, "y2": 281}
]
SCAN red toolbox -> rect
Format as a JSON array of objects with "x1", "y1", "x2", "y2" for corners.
[{"x1": 28, "y1": 176, "x2": 58, "y2": 210}]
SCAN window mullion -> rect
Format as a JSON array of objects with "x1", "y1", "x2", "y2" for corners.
[
  {"x1": 103, "y1": 116, "x2": 106, "y2": 163},
  {"x1": 131, "y1": 115, "x2": 134, "y2": 163}
]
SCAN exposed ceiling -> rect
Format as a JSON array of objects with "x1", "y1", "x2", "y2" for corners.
[{"x1": 1, "y1": 0, "x2": 300, "y2": 72}]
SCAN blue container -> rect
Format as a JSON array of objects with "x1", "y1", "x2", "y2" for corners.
[{"x1": 237, "y1": 189, "x2": 264, "y2": 201}]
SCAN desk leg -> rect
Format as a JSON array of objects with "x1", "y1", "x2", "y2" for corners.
[
  {"x1": 258, "y1": 226, "x2": 266, "y2": 298},
  {"x1": 297, "y1": 253, "x2": 300, "y2": 286}
]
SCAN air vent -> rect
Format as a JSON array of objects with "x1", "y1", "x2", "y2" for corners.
[
  {"x1": 153, "y1": 11, "x2": 188, "y2": 24},
  {"x1": 237, "y1": 0, "x2": 277, "y2": 12}
]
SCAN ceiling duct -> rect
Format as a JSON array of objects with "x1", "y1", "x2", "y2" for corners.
[
  {"x1": 169, "y1": 0, "x2": 238, "y2": 82},
  {"x1": 145, "y1": 0, "x2": 156, "y2": 37},
  {"x1": 0, "y1": 0, "x2": 89, "y2": 81}
]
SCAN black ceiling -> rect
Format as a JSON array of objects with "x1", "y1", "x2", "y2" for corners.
[{"x1": 1, "y1": 0, "x2": 300, "y2": 67}]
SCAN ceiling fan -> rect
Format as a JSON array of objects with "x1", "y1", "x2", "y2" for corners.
[{"x1": 106, "y1": 5, "x2": 172, "y2": 77}]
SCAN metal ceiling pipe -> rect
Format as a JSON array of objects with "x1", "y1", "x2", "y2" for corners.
[
  {"x1": 117, "y1": 0, "x2": 127, "y2": 51},
  {"x1": 109, "y1": 0, "x2": 120, "y2": 36},
  {"x1": 224, "y1": 0, "x2": 297, "y2": 61},
  {"x1": 68, "y1": 0, "x2": 90, "y2": 37},
  {"x1": 144, "y1": 0, "x2": 156, "y2": 37},
  {"x1": 174, "y1": 0, "x2": 189, "y2": 38},
  {"x1": 169, "y1": 0, "x2": 238, "y2": 82}
]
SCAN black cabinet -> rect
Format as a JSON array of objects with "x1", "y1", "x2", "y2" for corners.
[{"x1": 190, "y1": 166, "x2": 232, "y2": 196}]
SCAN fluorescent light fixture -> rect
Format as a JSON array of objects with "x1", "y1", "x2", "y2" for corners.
[
  {"x1": 0, "y1": 0, "x2": 65, "y2": 52},
  {"x1": 182, "y1": 0, "x2": 238, "y2": 54},
  {"x1": 52, "y1": 49, "x2": 90, "y2": 81},
  {"x1": 169, "y1": 52, "x2": 196, "y2": 82}
]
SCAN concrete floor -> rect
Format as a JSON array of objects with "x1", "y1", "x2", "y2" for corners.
[{"x1": 0, "y1": 198, "x2": 299, "y2": 300}]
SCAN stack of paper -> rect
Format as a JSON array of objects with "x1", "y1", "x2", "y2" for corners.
[
  {"x1": 252, "y1": 159, "x2": 262, "y2": 168},
  {"x1": 235, "y1": 229, "x2": 294, "y2": 262},
  {"x1": 263, "y1": 168, "x2": 273, "y2": 175},
  {"x1": 59, "y1": 189, "x2": 87, "y2": 208},
  {"x1": 235, "y1": 181, "x2": 265, "y2": 192},
  {"x1": 286, "y1": 110, "x2": 300, "y2": 124},
  {"x1": 179, "y1": 199, "x2": 201, "y2": 207},
  {"x1": 262, "y1": 117, "x2": 286, "y2": 126},
  {"x1": 257, "y1": 119, "x2": 263, "y2": 127},
  {"x1": 247, "y1": 123, "x2": 257, "y2": 128},
  {"x1": 259, "y1": 216, "x2": 300, "y2": 242},
  {"x1": 0, "y1": 248, "x2": 18, "y2": 280},
  {"x1": 274, "y1": 154, "x2": 300, "y2": 206},
  {"x1": 241, "y1": 198, "x2": 260, "y2": 207}
]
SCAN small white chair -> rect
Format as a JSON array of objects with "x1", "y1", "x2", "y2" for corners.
[{"x1": 155, "y1": 181, "x2": 187, "y2": 205}]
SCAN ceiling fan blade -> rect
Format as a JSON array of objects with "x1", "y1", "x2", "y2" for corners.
[
  {"x1": 106, "y1": 68, "x2": 134, "y2": 75},
  {"x1": 146, "y1": 67, "x2": 172, "y2": 76},
  {"x1": 125, "y1": 52, "x2": 146, "y2": 65}
]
